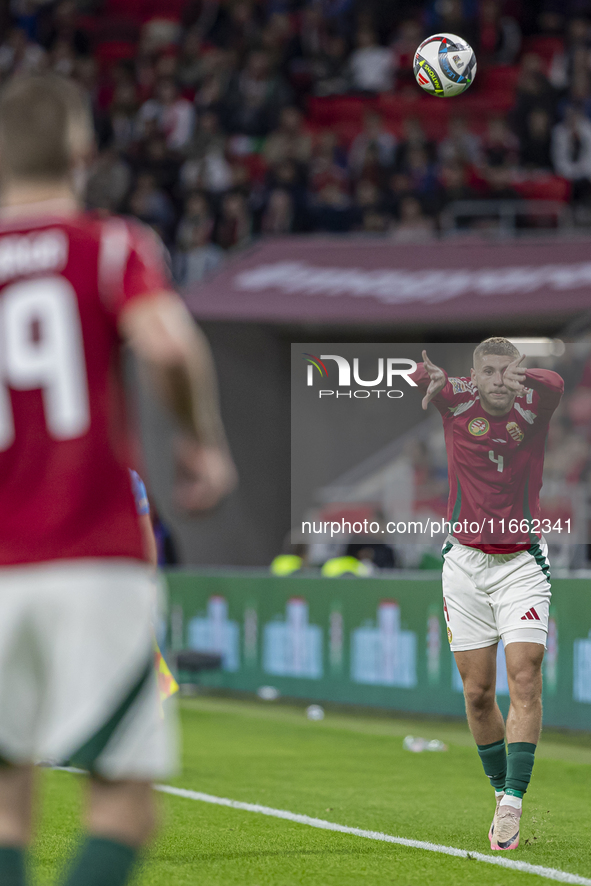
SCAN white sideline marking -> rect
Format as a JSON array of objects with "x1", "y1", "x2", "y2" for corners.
[
  {"x1": 52, "y1": 770, "x2": 591, "y2": 885},
  {"x1": 154, "y1": 784, "x2": 591, "y2": 886}
]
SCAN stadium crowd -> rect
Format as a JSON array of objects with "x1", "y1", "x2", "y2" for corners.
[{"x1": 2, "y1": 1, "x2": 591, "y2": 284}]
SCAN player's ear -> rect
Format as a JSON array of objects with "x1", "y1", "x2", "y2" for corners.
[{"x1": 470, "y1": 367, "x2": 476, "y2": 383}]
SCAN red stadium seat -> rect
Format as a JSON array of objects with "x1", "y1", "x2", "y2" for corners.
[
  {"x1": 95, "y1": 40, "x2": 137, "y2": 69},
  {"x1": 478, "y1": 65, "x2": 520, "y2": 93},
  {"x1": 521, "y1": 35, "x2": 564, "y2": 66},
  {"x1": 513, "y1": 176, "x2": 572, "y2": 202},
  {"x1": 307, "y1": 96, "x2": 374, "y2": 126}
]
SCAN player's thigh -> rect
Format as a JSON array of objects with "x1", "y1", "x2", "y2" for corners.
[
  {"x1": 442, "y1": 545, "x2": 499, "y2": 652},
  {"x1": 31, "y1": 559, "x2": 176, "y2": 780},
  {"x1": 454, "y1": 643, "x2": 498, "y2": 692},
  {"x1": 0, "y1": 573, "x2": 46, "y2": 761},
  {"x1": 491, "y1": 547, "x2": 551, "y2": 650},
  {"x1": 504, "y1": 641, "x2": 545, "y2": 701}
]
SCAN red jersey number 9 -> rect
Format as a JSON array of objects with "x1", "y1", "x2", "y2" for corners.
[{"x1": 0, "y1": 276, "x2": 90, "y2": 451}]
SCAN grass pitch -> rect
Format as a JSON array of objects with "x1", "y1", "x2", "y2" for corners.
[{"x1": 34, "y1": 696, "x2": 591, "y2": 885}]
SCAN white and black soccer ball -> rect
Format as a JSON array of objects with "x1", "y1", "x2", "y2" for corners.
[{"x1": 414, "y1": 33, "x2": 476, "y2": 97}]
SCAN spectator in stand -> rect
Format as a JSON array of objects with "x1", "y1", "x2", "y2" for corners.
[
  {"x1": 210, "y1": 0, "x2": 262, "y2": 57},
  {"x1": 390, "y1": 195, "x2": 435, "y2": 241},
  {"x1": 184, "y1": 109, "x2": 227, "y2": 161},
  {"x1": 425, "y1": 0, "x2": 478, "y2": 48},
  {"x1": 266, "y1": 154, "x2": 306, "y2": 191},
  {"x1": 49, "y1": 38, "x2": 77, "y2": 77},
  {"x1": 174, "y1": 216, "x2": 224, "y2": 286},
  {"x1": 347, "y1": 26, "x2": 394, "y2": 94},
  {"x1": 350, "y1": 179, "x2": 390, "y2": 232},
  {"x1": 176, "y1": 191, "x2": 212, "y2": 249},
  {"x1": 132, "y1": 133, "x2": 182, "y2": 195},
  {"x1": 222, "y1": 49, "x2": 292, "y2": 136},
  {"x1": 86, "y1": 146, "x2": 132, "y2": 213},
  {"x1": 512, "y1": 53, "x2": 558, "y2": 137},
  {"x1": 482, "y1": 164, "x2": 521, "y2": 200},
  {"x1": 519, "y1": 108, "x2": 554, "y2": 170},
  {"x1": 180, "y1": 111, "x2": 232, "y2": 195},
  {"x1": 559, "y1": 69, "x2": 591, "y2": 120},
  {"x1": 264, "y1": 106, "x2": 312, "y2": 166},
  {"x1": 38, "y1": 0, "x2": 90, "y2": 57},
  {"x1": 438, "y1": 116, "x2": 481, "y2": 167},
  {"x1": 261, "y1": 188, "x2": 296, "y2": 234},
  {"x1": 308, "y1": 129, "x2": 348, "y2": 191},
  {"x1": 385, "y1": 171, "x2": 415, "y2": 218},
  {"x1": 549, "y1": 17, "x2": 590, "y2": 92},
  {"x1": 215, "y1": 190, "x2": 252, "y2": 249},
  {"x1": 176, "y1": 27, "x2": 204, "y2": 89},
  {"x1": 312, "y1": 33, "x2": 350, "y2": 96},
  {"x1": 482, "y1": 117, "x2": 520, "y2": 168},
  {"x1": 435, "y1": 163, "x2": 477, "y2": 214},
  {"x1": 0, "y1": 27, "x2": 45, "y2": 76},
  {"x1": 308, "y1": 182, "x2": 351, "y2": 232},
  {"x1": 478, "y1": 0, "x2": 522, "y2": 66},
  {"x1": 109, "y1": 82, "x2": 140, "y2": 152},
  {"x1": 551, "y1": 107, "x2": 591, "y2": 202},
  {"x1": 404, "y1": 146, "x2": 439, "y2": 204},
  {"x1": 395, "y1": 118, "x2": 437, "y2": 171},
  {"x1": 127, "y1": 172, "x2": 176, "y2": 242},
  {"x1": 349, "y1": 110, "x2": 396, "y2": 177},
  {"x1": 390, "y1": 20, "x2": 424, "y2": 91},
  {"x1": 138, "y1": 78, "x2": 195, "y2": 151},
  {"x1": 295, "y1": 6, "x2": 327, "y2": 69}
]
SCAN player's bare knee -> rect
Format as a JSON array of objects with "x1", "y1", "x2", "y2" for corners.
[
  {"x1": 87, "y1": 778, "x2": 158, "y2": 847},
  {"x1": 463, "y1": 680, "x2": 496, "y2": 715},
  {"x1": 508, "y1": 666, "x2": 542, "y2": 705}
]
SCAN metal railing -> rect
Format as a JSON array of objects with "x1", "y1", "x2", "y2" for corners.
[{"x1": 440, "y1": 199, "x2": 574, "y2": 236}]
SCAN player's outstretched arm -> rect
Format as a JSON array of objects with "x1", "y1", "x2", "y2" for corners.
[
  {"x1": 420, "y1": 350, "x2": 448, "y2": 410},
  {"x1": 502, "y1": 355, "x2": 527, "y2": 395},
  {"x1": 119, "y1": 293, "x2": 238, "y2": 513}
]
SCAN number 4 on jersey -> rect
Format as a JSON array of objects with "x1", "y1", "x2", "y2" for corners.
[
  {"x1": 489, "y1": 450, "x2": 504, "y2": 472},
  {"x1": 0, "y1": 276, "x2": 90, "y2": 451}
]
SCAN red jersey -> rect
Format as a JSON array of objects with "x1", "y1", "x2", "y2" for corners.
[
  {"x1": 0, "y1": 213, "x2": 169, "y2": 566},
  {"x1": 412, "y1": 365, "x2": 564, "y2": 552}
]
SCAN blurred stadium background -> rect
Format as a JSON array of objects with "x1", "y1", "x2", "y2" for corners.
[
  {"x1": 5, "y1": 2, "x2": 591, "y2": 883},
  {"x1": 7, "y1": 0, "x2": 591, "y2": 565},
  {"x1": 4, "y1": 0, "x2": 591, "y2": 695}
]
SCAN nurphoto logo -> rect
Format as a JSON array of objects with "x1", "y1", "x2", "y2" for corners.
[{"x1": 303, "y1": 353, "x2": 417, "y2": 399}]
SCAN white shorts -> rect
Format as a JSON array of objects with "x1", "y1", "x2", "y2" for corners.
[
  {"x1": 0, "y1": 559, "x2": 177, "y2": 780},
  {"x1": 442, "y1": 542, "x2": 551, "y2": 652}
]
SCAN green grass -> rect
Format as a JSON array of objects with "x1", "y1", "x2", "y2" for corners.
[{"x1": 32, "y1": 696, "x2": 591, "y2": 885}]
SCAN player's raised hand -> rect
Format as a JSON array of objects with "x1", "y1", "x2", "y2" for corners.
[
  {"x1": 503, "y1": 354, "x2": 527, "y2": 395},
  {"x1": 421, "y1": 350, "x2": 446, "y2": 410},
  {"x1": 173, "y1": 435, "x2": 238, "y2": 513}
]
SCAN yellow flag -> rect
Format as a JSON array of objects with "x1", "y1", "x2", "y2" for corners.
[{"x1": 154, "y1": 644, "x2": 179, "y2": 703}]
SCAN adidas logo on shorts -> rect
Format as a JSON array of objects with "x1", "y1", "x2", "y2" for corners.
[{"x1": 521, "y1": 607, "x2": 540, "y2": 621}]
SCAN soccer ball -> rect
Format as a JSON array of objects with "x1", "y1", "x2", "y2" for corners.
[{"x1": 414, "y1": 33, "x2": 476, "y2": 97}]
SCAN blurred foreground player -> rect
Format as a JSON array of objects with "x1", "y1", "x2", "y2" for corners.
[
  {"x1": 0, "y1": 75, "x2": 236, "y2": 886},
  {"x1": 129, "y1": 468, "x2": 179, "y2": 704},
  {"x1": 412, "y1": 339, "x2": 563, "y2": 851}
]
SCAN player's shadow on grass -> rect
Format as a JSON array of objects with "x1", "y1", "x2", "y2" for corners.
[{"x1": 196, "y1": 847, "x2": 374, "y2": 862}]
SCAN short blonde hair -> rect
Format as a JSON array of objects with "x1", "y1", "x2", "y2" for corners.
[
  {"x1": 473, "y1": 337, "x2": 520, "y2": 365},
  {"x1": 0, "y1": 74, "x2": 92, "y2": 183}
]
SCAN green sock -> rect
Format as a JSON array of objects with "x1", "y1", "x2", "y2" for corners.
[
  {"x1": 61, "y1": 836, "x2": 137, "y2": 886},
  {"x1": 477, "y1": 738, "x2": 507, "y2": 791},
  {"x1": 505, "y1": 741, "x2": 536, "y2": 797},
  {"x1": 0, "y1": 846, "x2": 26, "y2": 886}
]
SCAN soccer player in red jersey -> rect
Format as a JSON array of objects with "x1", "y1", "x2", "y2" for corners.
[
  {"x1": 412, "y1": 338, "x2": 564, "y2": 851},
  {"x1": 0, "y1": 75, "x2": 236, "y2": 886}
]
